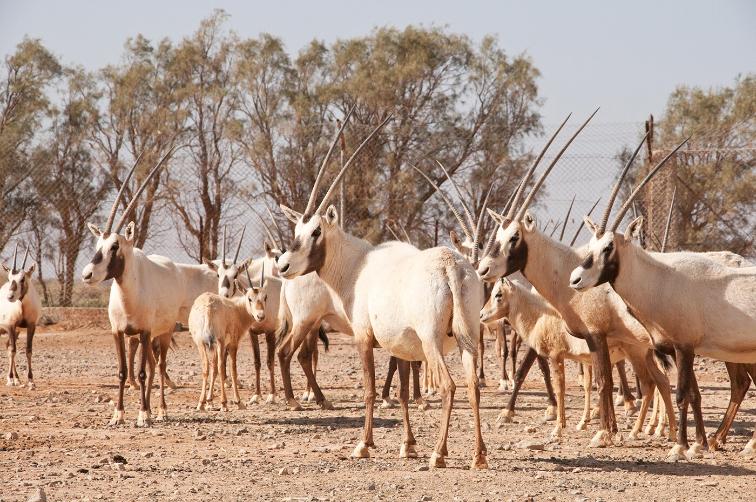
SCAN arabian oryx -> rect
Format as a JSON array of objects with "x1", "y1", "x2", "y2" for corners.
[
  {"x1": 191, "y1": 263, "x2": 270, "y2": 411},
  {"x1": 1, "y1": 243, "x2": 41, "y2": 389},
  {"x1": 81, "y1": 148, "x2": 185, "y2": 426},
  {"x1": 275, "y1": 111, "x2": 488, "y2": 469},
  {"x1": 568, "y1": 140, "x2": 756, "y2": 459},
  {"x1": 477, "y1": 111, "x2": 678, "y2": 448},
  {"x1": 412, "y1": 163, "x2": 557, "y2": 416}
]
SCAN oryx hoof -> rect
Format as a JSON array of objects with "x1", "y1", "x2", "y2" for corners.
[
  {"x1": 286, "y1": 398, "x2": 303, "y2": 411},
  {"x1": 654, "y1": 424, "x2": 668, "y2": 439},
  {"x1": 136, "y1": 410, "x2": 152, "y2": 428},
  {"x1": 380, "y1": 398, "x2": 397, "y2": 409},
  {"x1": 196, "y1": 402, "x2": 206, "y2": 412},
  {"x1": 156, "y1": 408, "x2": 167, "y2": 422},
  {"x1": 667, "y1": 444, "x2": 686, "y2": 462},
  {"x1": 399, "y1": 442, "x2": 418, "y2": 458},
  {"x1": 589, "y1": 430, "x2": 613, "y2": 448},
  {"x1": 128, "y1": 380, "x2": 139, "y2": 391},
  {"x1": 643, "y1": 423, "x2": 656, "y2": 436},
  {"x1": 576, "y1": 419, "x2": 589, "y2": 431},
  {"x1": 627, "y1": 429, "x2": 641, "y2": 441},
  {"x1": 165, "y1": 378, "x2": 178, "y2": 390},
  {"x1": 497, "y1": 379, "x2": 509, "y2": 393},
  {"x1": 429, "y1": 451, "x2": 446, "y2": 468},
  {"x1": 685, "y1": 443, "x2": 704, "y2": 460},
  {"x1": 508, "y1": 379, "x2": 516, "y2": 390},
  {"x1": 6, "y1": 377, "x2": 19, "y2": 387},
  {"x1": 740, "y1": 439, "x2": 756, "y2": 459},
  {"x1": 707, "y1": 435, "x2": 722, "y2": 451},
  {"x1": 543, "y1": 405, "x2": 557, "y2": 422},
  {"x1": 590, "y1": 407, "x2": 600, "y2": 419},
  {"x1": 614, "y1": 394, "x2": 625, "y2": 406},
  {"x1": 318, "y1": 399, "x2": 334, "y2": 411},
  {"x1": 301, "y1": 390, "x2": 311, "y2": 402},
  {"x1": 26, "y1": 380, "x2": 36, "y2": 390},
  {"x1": 478, "y1": 376, "x2": 487, "y2": 389},
  {"x1": 108, "y1": 409, "x2": 125, "y2": 427},
  {"x1": 351, "y1": 441, "x2": 370, "y2": 459},
  {"x1": 248, "y1": 394, "x2": 261, "y2": 404},
  {"x1": 550, "y1": 426, "x2": 563, "y2": 441},
  {"x1": 416, "y1": 398, "x2": 430, "y2": 411},
  {"x1": 471, "y1": 453, "x2": 488, "y2": 470},
  {"x1": 496, "y1": 409, "x2": 514, "y2": 424},
  {"x1": 220, "y1": 404, "x2": 229, "y2": 412},
  {"x1": 236, "y1": 401, "x2": 246, "y2": 410},
  {"x1": 264, "y1": 393, "x2": 276, "y2": 404},
  {"x1": 624, "y1": 402, "x2": 638, "y2": 417}
]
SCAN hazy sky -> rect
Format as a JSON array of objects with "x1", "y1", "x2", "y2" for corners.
[{"x1": 1, "y1": 0, "x2": 754, "y2": 125}]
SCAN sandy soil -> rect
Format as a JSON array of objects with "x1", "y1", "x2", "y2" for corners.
[{"x1": 1, "y1": 327, "x2": 755, "y2": 501}]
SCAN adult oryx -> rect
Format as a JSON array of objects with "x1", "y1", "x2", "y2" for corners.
[
  {"x1": 568, "y1": 141, "x2": 756, "y2": 459},
  {"x1": 477, "y1": 112, "x2": 678, "y2": 447},
  {"x1": 82, "y1": 148, "x2": 186, "y2": 426},
  {"x1": 276, "y1": 112, "x2": 488, "y2": 469}
]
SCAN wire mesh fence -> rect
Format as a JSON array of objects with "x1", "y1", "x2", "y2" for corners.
[{"x1": 1, "y1": 120, "x2": 753, "y2": 306}]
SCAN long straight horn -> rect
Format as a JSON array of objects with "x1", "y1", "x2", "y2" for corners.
[
  {"x1": 12, "y1": 242, "x2": 19, "y2": 272},
  {"x1": 558, "y1": 195, "x2": 576, "y2": 242},
  {"x1": 304, "y1": 106, "x2": 356, "y2": 217},
  {"x1": 610, "y1": 137, "x2": 689, "y2": 232},
  {"x1": 315, "y1": 114, "x2": 392, "y2": 215},
  {"x1": 222, "y1": 225, "x2": 228, "y2": 267},
  {"x1": 597, "y1": 130, "x2": 650, "y2": 236},
  {"x1": 253, "y1": 210, "x2": 279, "y2": 250},
  {"x1": 435, "y1": 160, "x2": 476, "y2": 233},
  {"x1": 660, "y1": 186, "x2": 677, "y2": 253},
  {"x1": 471, "y1": 183, "x2": 494, "y2": 264},
  {"x1": 506, "y1": 113, "x2": 572, "y2": 219},
  {"x1": 245, "y1": 261, "x2": 253, "y2": 289},
  {"x1": 21, "y1": 243, "x2": 29, "y2": 270},
  {"x1": 411, "y1": 164, "x2": 473, "y2": 242},
  {"x1": 569, "y1": 197, "x2": 601, "y2": 246},
  {"x1": 104, "y1": 150, "x2": 146, "y2": 233},
  {"x1": 264, "y1": 203, "x2": 284, "y2": 249},
  {"x1": 259, "y1": 262, "x2": 264, "y2": 288},
  {"x1": 114, "y1": 146, "x2": 177, "y2": 233},
  {"x1": 515, "y1": 108, "x2": 599, "y2": 221},
  {"x1": 481, "y1": 183, "x2": 519, "y2": 259},
  {"x1": 233, "y1": 225, "x2": 246, "y2": 263}
]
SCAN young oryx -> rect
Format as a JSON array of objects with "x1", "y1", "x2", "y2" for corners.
[
  {"x1": 81, "y1": 149, "x2": 182, "y2": 426},
  {"x1": 477, "y1": 112, "x2": 678, "y2": 447},
  {"x1": 191, "y1": 265, "x2": 270, "y2": 411},
  {"x1": 568, "y1": 143, "x2": 756, "y2": 459},
  {"x1": 1, "y1": 244, "x2": 41, "y2": 389},
  {"x1": 276, "y1": 112, "x2": 488, "y2": 469}
]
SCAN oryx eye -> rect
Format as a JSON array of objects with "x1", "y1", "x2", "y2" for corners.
[
  {"x1": 604, "y1": 243, "x2": 614, "y2": 255},
  {"x1": 112, "y1": 243, "x2": 119, "y2": 251},
  {"x1": 509, "y1": 233, "x2": 518, "y2": 243},
  {"x1": 312, "y1": 227, "x2": 321, "y2": 238},
  {"x1": 495, "y1": 293, "x2": 502, "y2": 300}
]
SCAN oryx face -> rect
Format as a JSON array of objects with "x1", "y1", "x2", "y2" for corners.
[
  {"x1": 479, "y1": 279, "x2": 513, "y2": 324},
  {"x1": 477, "y1": 214, "x2": 535, "y2": 282},
  {"x1": 570, "y1": 216, "x2": 640, "y2": 291},
  {"x1": 207, "y1": 260, "x2": 250, "y2": 299},
  {"x1": 81, "y1": 222, "x2": 134, "y2": 285},
  {"x1": 275, "y1": 205, "x2": 338, "y2": 280},
  {"x1": 2, "y1": 265, "x2": 35, "y2": 302},
  {"x1": 449, "y1": 230, "x2": 482, "y2": 264},
  {"x1": 244, "y1": 284, "x2": 268, "y2": 322}
]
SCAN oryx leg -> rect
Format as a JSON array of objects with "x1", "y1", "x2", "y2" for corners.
[
  {"x1": 381, "y1": 356, "x2": 399, "y2": 408},
  {"x1": 196, "y1": 344, "x2": 210, "y2": 411},
  {"x1": 551, "y1": 357, "x2": 566, "y2": 439},
  {"x1": 509, "y1": 329, "x2": 519, "y2": 389},
  {"x1": 248, "y1": 329, "x2": 262, "y2": 403},
  {"x1": 155, "y1": 334, "x2": 170, "y2": 421},
  {"x1": 305, "y1": 332, "x2": 320, "y2": 401},
  {"x1": 497, "y1": 347, "x2": 538, "y2": 423},
  {"x1": 495, "y1": 322, "x2": 509, "y2": 392},
  {"x1": 669, "y1": 346, "x2": 706, "y2": 460},
  {"x1": 6, "y1": 326, "x2": 18, "y2": 386},
  {"x1": 411, "y1": 361, "x2": 427, "y2": 409},
  {"x1": 586, "y1": 333, "x2": 617, "y2": 447},
  {"x1": 127, "y1": 336, "x2": 139, "y2": 390},
  {"x1": 352, "y1": 333, "x2": 377, "y2": 459},
  {"x1": 277, "y1": 319, "x2": 317, "y2": 411},
  {"x1": 109, "y1": 331, "x2": 127, "y2": 426},
  {"x1": 397, "y1": 358, "x2": 418, "y2": 458},
  {"x1": 217, "y1": 340, "x2": 229, "y2": 412},
  {"x1": 136, "y1": 332, "x2": 152, "y2": 427},
  {"x1": 645, "y1": 349, "x2": 676, "y2": 441},
  {"x1": 615, "y1": 360, "x2": 637, "y2": 414},
  {"x1": 577, "y1": 363, "x2": 593, "y2": 430},
  {"x1": 537, "y1": 354, "x2": 557, "y2": 421},
  {"x1": 296, "y1": 331, "x2": 332, "y2": 410},
  {"x1": 709, "y1": 362, "x2": 751, "y2": 450},
  {"x1": 24, "y1": 323, "x2": 36, "y2": 389},
  {"x1": 264, "y1": 331, "x2": 276, "y2": 403},
  {"x1": 624, "y1": 351, "x2": 655, "y2": 441},
  {"x1": 229, "y1": 344, "x2": 245, "y2": 410},
  {"x1": 461, "y1": 345, "x2": 487, "y2": 469},
  {"x1": 423, "y1": 339, "x2": 454, "y2": 468},
  {"x1": 477, "y1": 324, "x2": 487, "y2": 388}
]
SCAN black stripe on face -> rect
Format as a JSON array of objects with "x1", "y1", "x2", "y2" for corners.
[
  {"x1": 221, "y1": 276, "x2": 230, "y2": 289},
  {"x1": 580, "y1": 253, "x2": 594, "y2": 270},
  {"x1": 92, "y1": 250, "x2": 104, "y2": 265},
  {"x1": 597, "y1": 253, "x2": 620, "y2": 286},
  {"x1": 504, "y1": 239, "x2": 528, "y2": 275},
  {"x1": 105, "y1": 247, "x2": 125, "y2": 282},
  {"x1": 301, "y1": 232, "x2": 327, "y2": 275}
]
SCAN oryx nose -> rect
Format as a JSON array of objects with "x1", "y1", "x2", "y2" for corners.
[
  {"x1": 479, "y1": 266, "x2": 490, "y2": 277},
  {"x1": 570, "y1": 276, "x2": 580, "y2": 286},
  {"x1": 83, "y1": 271, "x2": 93, "y2": 281},
  {"x1": 279, "y1": 263, "x2": 290, "y2": 274}
]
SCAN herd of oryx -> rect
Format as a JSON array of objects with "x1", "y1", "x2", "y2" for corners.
[{"x1": 1, "y1": 106, "x2": 755, "y2": 470}]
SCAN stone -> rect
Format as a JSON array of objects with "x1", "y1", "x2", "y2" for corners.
[
  {"x1": 516, "y1": 439, "x2": 545, "y2": 451},
  {"x1": 27, "y1": 487, "x2": 47, "y2": 502},
  {"x1": 278, "y1": 467, "x2": 291, "y2": 476},
  {"x1": 416, "y1": 465, "x2": 429, "y2": 472},
  {"x1": 5, "y1": 432, "x2": 19, "y2": 440}
]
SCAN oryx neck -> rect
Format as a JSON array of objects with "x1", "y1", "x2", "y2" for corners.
[
  {"x1": 507, "y1": 284, "x2": 554, "y2": 346},
  {"x1": 519, "y1": 229, "x2": 581, "y2": 313},
  {"x1": 317, "y1": 228, "x2": 373, "y2": 314}
]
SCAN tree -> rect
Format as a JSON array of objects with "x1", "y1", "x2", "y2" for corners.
[{"x1": 31, "y1": 68, "x2": 108, "y2": 306}]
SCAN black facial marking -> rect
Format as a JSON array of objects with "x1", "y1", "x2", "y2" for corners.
[
  {"x1": 92, "y1": 250, "x2": 104, "y2": 265},
  {"x1": 221, "y1": 276, "x2": 230, "y2": 289},
  {"x1": 596, "y1": 253, "x2": 620, "y2": 286},
  {"x1": 303, "y1": 232, "x2": 327, "y2": 275},
  {"x1": 106, "y1": 248, "x2": 126, "y2": 282},
  {"x1": 580, "y1": 253, "x2": 594, "y2": 269},
  {"x1": 505, "y1": 238, "x2": 528, "y2": 275}
]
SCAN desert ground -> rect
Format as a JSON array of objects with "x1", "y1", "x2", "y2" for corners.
[{"x1": 1, "y1": 325, "x2": 755, "y2": 502}]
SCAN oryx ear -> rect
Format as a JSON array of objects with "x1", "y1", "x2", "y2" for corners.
[
  {"x1": 203, "y1": 258, "x2": 218, "y2": 272},
  {"x1": 279, "y1": 204, "x2": 302, "y2": 224},
  {"x1": 87, "y1": 223, "x2": 102, "y2": 238},
  {"x1": 523, "y1": 212, "x2": 536, "y2": 232},
  {"x1": 486, "y1": 208, "x2": 506, "y2": 227},
  {"x1": 238, "y1": 258, "x2": 251, "y2": 271},
  {"x1": 264, "y1": 241, "x2": 279, "y2": 259},
  {"x1": 624, "y1": 216, "x2": 644, "y2": 240},
  {"x1": 124, "y1": 222, "x2": 136, "y2": 242},
  {"x1": 324, "y1": 205, "x2": 339, "y2": 226},
  {"x1": 449, "y1": 230, "x2": 465, "y2": 254},
  {"x1": 26, "y1": 262, "x2": 36, "y2": 275},
  {"x1": 235, "y1": 279, "x2": 245, "y2": 293},
  {"x1": 583, "y1": 216, "x2": 599, "y2": 236}
]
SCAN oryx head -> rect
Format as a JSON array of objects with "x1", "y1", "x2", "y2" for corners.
[
  {"x1": 2, "y1": 243, "x2": 36, "y2": 302},
  {"x1": 570, "y1": 137, "x2": 688, "y2": 291},
  {"x1": 276, "y1": 108, "x2": 392, "y2": 279},
  {"x1": 205, "y1": 225, "x2": 251, "y2": 298},
  {"x1": 479, "y1": 277, "x2": 514, "y2": 324},
  {"x1": 477, "y1": 110, "x2": 599, "y2": 282},
  {"x1": 241, "y1": 262, "x2": 268, "y2": 322},
  {"x1": 82, "y1": 148, "x2": 175, "y2": 285}
]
